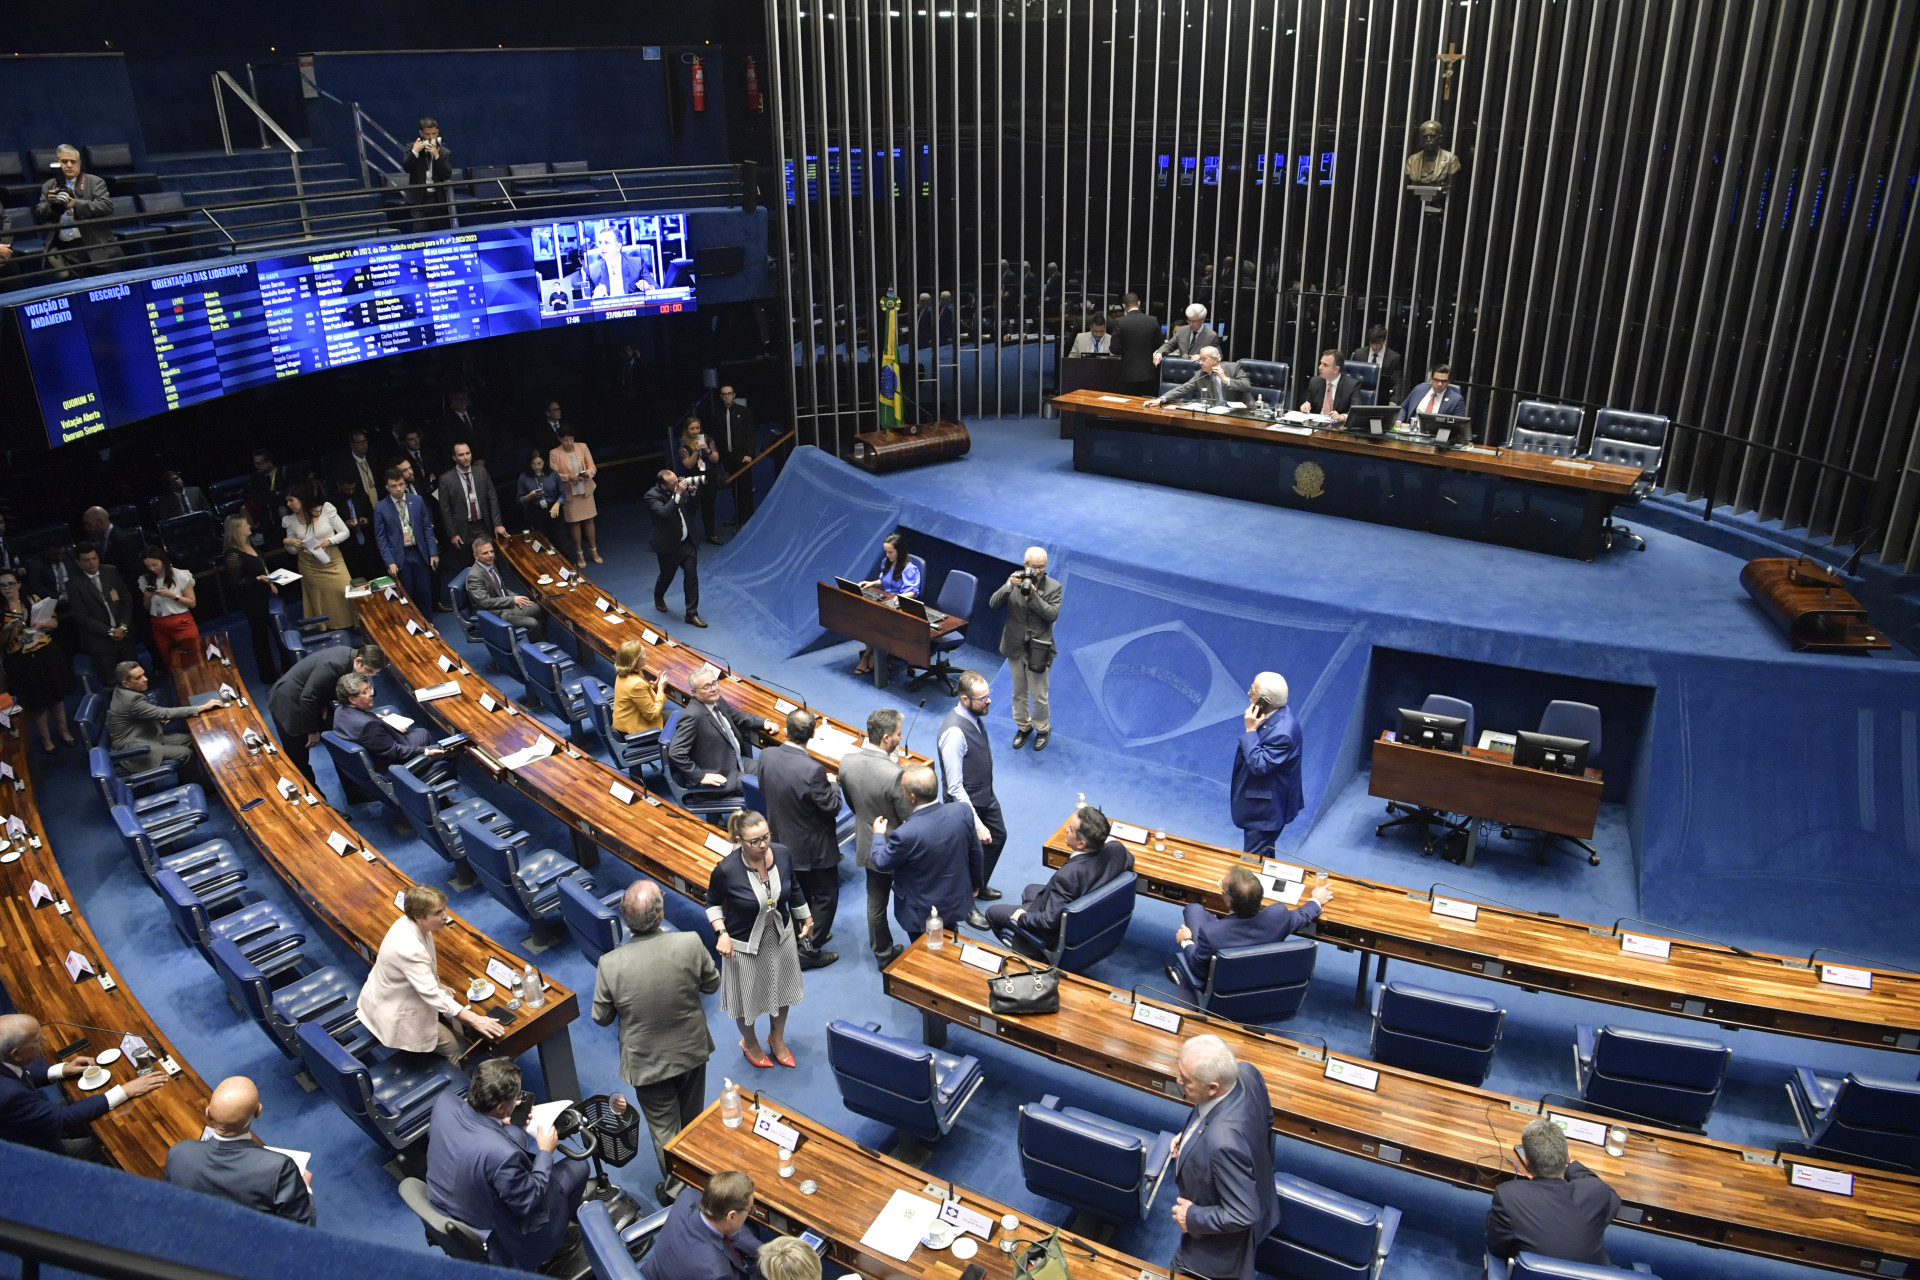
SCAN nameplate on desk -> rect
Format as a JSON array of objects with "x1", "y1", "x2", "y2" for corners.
[
  {"x1": 479, "y1": 693, "x2": 499, "y2": 712},
  {"x1": 406, "y1": 619, "x2": 421, "y2": 635},
  {"x1": 703, "y1": 832, "x2": 733, "y2": 857},
  {"x1": 1789, "y1": 1164, "x2": 1854, "y2": 1196},
  {"x1": 1819, "y1": 964, "x2": 1873, "y2": 990},
  {"x1": 642, "y1": 629, "x2": 660, "y2": 645},
  {"x1": 1108, "y1": 821, "x2": 1150, "y2": 845},
  {"x1": 1620, "y1": 933, "x2": 1672, "y2": 960},
  {"x1": 1271, "y1": 425, "x2": 1316, "y2": 436},
  {"x1": 394, "y1": 889, "x2": 408, "y2": 911},
  {"x1": 1547, "y1": 1113, "x2": 1608, "y2": 1146},
  {"x1": 773, "y1": 698, "x2": 798, "y2": 715},
  {"x1": 64, "y1": 951, "x2": 96, "y2": 982},
  {"x1": 436, "y1": 654, "x2": 455, "y2": 672},
  {"x1": 594, "y1": 597, "x2": 611, "y2": 612},
  {"x1": 752, "y1": 1109, "x2": 803, "y2": 1152},
  {"x1": 1131, "y1": 1003, "x2": 1182, "y2": 1033},
  {"x1": 485, "y1": 957, "x2": 520, "y2": 988},
  {"x1": 4, "y1": 816, "x2": 22, "y2": 838},
  {"x1": 1323, "y1": 1058, "x2": 1379, "y2": 1091},
  {"x1": 1550, "y1": 459, "x2": 1596, "y2": 470},
  {"x1": 326, "y1": 831, "x2": 354, "y2": 857},
  {"x1": 609, "y1": 781, "x2": 637, "y2": 805},
  {"x1": 205, "y1": 642, "x2": 223, "y2": 660},
  {"x1": 937, "y1": 1200, "x2": 994, "y2": 1240},
  {"x1": 1430, "y1": 897, "x2": 1479, "y2": 922},
  {"x1": 1263, "y1": 859, "x2": 1305, "y2": 883},
  {"x1": 383, "y1": 587, "x2": 400, "y2": 601},
  {"x1": 557, "y1": 567, "x2": 572, "y2": 581},
  {"x1": 958, "y1": 944, "x2": 1003, "y2": 974},
  {"x1": 1096, "y1": 394, "x2": 1131, "y2": 402},
  {"x1": 0, "y1": 763, "x2": 13, "y2": 781},
  {"x1": 530, "y1": 540, "x2": 544, "y2": 554},
  {"x1": 28, "y1": 880, "x2": 53, "y2": 908}
]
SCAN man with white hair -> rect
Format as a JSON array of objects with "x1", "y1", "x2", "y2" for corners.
[
  {"x1": 988, "y1": 546, "x2": 1063, "y2": 751},
  {"x1": 0, "y1": 1012, "x2": 169, "y2": 1159},
  {"x1": 1146, "y1": 347, "x2": 1252, "y2": 409},
  {"x1": 1153, "y1": 302, "x2": 1221, "y2": 365},
  {"x1": 667, "y1": 663, "x2": 777, "y2": 806},
  {"x1": 1168, "y1": 1034, "x2": 1281, "y2": 1280},
  {"x1": 1232, "y1": 671, "x2": 1304, "y2": 853},
  {"x1": 33, "y1": 144, "x2": 122, "y2": 277}
]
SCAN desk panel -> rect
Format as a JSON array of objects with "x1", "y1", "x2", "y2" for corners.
[{"x1": 1368, "y1": 736, "x2": 1601, "y2": 839}]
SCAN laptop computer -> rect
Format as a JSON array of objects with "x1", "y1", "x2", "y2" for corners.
[
  {"x1": 834, "y1": 576, "x2": 885, "y2": 601},
  {"x1": 897, "y1": 595, "x2": 949, "y2": 626}
]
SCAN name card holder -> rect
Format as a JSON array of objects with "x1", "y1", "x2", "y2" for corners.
[
  {"x1": 958, "y1": 944, "x2": 1002, "y2": 974},
  {"x1": 1430, "y1": 897, "x2": 1479, "y2": 922},
  {"x1": 1789, "y1": 1164, "x2": 1854, "y2": 1196},
  {"x1": 1620, "y1": 933, "x2": 1672, "y2": 960},
  {"x1": 326, "y1": 831, "x2": 354, "y2": 857},
  {"x1": 610, "y1": 781, "x2": 637, "y2": 804},
  {"x1": 1131, "y1": 1003, "x2": 1181, "y2": 1033},
  {"x1": 1546, "y1": 1112, "x2": 1608, "y2": 1146},
  {"x1": 1819, "y1": 964, "x2": 1873, "y2": 990},
  {"x1": 1324, "y1": 1058, "x2": 1379, "y2": 1091}
]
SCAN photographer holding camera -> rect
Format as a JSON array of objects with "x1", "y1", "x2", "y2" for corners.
[
  {"x1": 402, "y1": 117, "x2": 455, "y2": 231},
  {"x1": 646, "y1": 468, "x2": 710, "y2": 628},
  {"x1": 989, "y1": 547, "x2": 1063, "y2": 751},
  {"x1": 33, "y1": 145, "x2": 122, "y2": 277}
]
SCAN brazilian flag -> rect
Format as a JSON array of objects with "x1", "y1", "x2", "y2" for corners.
[{"x1": 878, "y1": 291, "x2": 904, "y2": 430}]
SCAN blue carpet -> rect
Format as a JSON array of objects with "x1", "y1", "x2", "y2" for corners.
[{"x1": 28, "y1": 416, "x2": 1917, "y2": 1279}]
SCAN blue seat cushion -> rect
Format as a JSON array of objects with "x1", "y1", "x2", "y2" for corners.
[
  {"x1": 1794, "y1": 1068, "x2": 1840, "y2": 1118},
  {"x1": 369, "y1": 1053, "x2": 462, "y2": 1144},
  {"x1": 1580, "y1": 1024, "x2": 1728, "y2": 1090},
  {"x1": 932, "y1": 1049, "x2": 982, "y2": 1109},
  {"x1": 1376, "y1": 981, "x2": 1502, "y2": 1046},
  {"x1": 1269, "y1": 1170, "x2": 1392, "y2": 1268}
]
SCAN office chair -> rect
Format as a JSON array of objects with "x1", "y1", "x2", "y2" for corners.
[
  {"x1": 1376, "y1": 694, "x2": 1476, "y2": 857},
  {"x1": 907, "y1": 570, "x2": 977, "y2": 695},
  {"x1": 1587, "y1": 409, "x2": 1669, "y2": 552}
]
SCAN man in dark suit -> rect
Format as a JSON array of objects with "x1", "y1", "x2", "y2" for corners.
[
  {"x1": 80, "y1": 506, "x2": 144, "y2": 589},
  {"x1": 713, "y1": 385, "x2": 759, "y2": 526},
  {"x1": 0, "y1": 1012, "x2": 169, "y2": 1160},
  {"x1": 1169, "y1": 1035, "x2": 1282, "y2": 1280},
  {"x1": 155, "y1": 472, "x2": 213, "y2": 520},
  {"x1": 327, "y1": 429, "x2": 384, "y2": 507},
  {"x1": 333, "y1": 671, "x2": 451, "y2": 780},
  {"x1": 402, "y1": 117, "x2": 455, "y2": 232},
  {"x1": 986, "y1": 805, "x2": 1132, "y2": 957},
  {"x1": 375, "y1": 469, "x2": 440, "y2": 610},
  {"x1": 442, "y1": 390, "x2": 497, "y2": 475},
  {"x1": 1399, "y1": 360, "x2": 1468, "y2": 422},
  {"x1": 434, "y1": 442, "x2": 506, "y2": 601},
  {"x1": 1171, "y1": 865, "x2": 1331, "y2": 995},
  {"x1": 667, "y1": 663, "x2": 772, "y2": 806},
  {"x1": 34, "y1": 146, "x2": 121, "y2": 276},
  {"x1": 244, "y1": 449, "x2": 291, "y2": 527},
  {"x1": 165, "y1": 1075, "x2": 315, "y2": 1225},
  {"x1": 268, "y1": 644, "x2": 387, "y2": 784},
  {"x1": 1299, "y1": 349, "x2": 1360, "y2": 421},
  {"x1": 646, "y1": 1172, "x2": 762, "y2": 1280},
  {"x1": 870, "y1": 765, "x2": 983, "y2": 941},
  {"x1": 839, "y1": 708, "x2": 913, "y2": 964},
  {"x1": 396, "y1": 428, "x2": 435, "y2": 493},
  {"x1": 1232, "y1": 672, "x2": 1304, "y2": 853},
  {"x1": 646, "y1": 468, "x2": 706, "y2": 626},
  {"x1": 756, "y1": 709, "x2": 844, "y2": 969},
  {"x1": 583, "y1": 225, "x2": 657, "y2": 298},
  {"x1": 66, "y1": 542, "x2": 138, "y2": 687},
  {"x1": 427, "y1": 1058, "x2": 589, "y2": 1271},
  {"x1": 1147, "y1": 348, "x2": 1252, "y2": 409},
  {"x1": 1486, "y1": 1117, "x2": 1621, "y2": 1267},
  {"x1": 328, "y1": 474, "x2": 384, "y2": 581},
  {"x1": 1111, "y1": 293, "x2": 1164, "y2": 396},
  {"x1": 1349, "y1": 324, "x2": 1404, "y2": 405}
]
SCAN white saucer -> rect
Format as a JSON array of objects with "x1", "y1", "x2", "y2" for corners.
[
  {"x1": 952, "y1": 1239, "x2": 978, "y2": 1260},
  {"x1": 467, "y1": 981, "x2": 496, "y2": 1003},
  {"x1": 94, "y1": 1048, "x2": 122, "y2": 1066},
  {"x1": 78, "y1": 1068, "x2": 110, "y2": 1091},
  {"x1": 0, "y1": 851, "x2": 19, "y2": 863},
  {"x1": 922, "y1": 1224, "x2": 956, "y2": 1250}
]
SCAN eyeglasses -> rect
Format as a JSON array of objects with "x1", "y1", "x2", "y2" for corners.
[{"x1": 741, "y1": 835, "x2": 772, "y2": 848}]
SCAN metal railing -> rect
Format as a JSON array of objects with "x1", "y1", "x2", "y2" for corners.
[
  {"x1": 1, "y1": 1217, "x2": 247, "y2": 1280},
  {"x1": 211, "y1": 70, "x2": 310, "y2": 236},
  {"x1": 292, "y1": 62, "x2": 413, "y2": 188}
]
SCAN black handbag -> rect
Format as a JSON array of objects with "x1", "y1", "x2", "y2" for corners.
[{"x1": 987, "y1": 953, "x2": 1060, "y2": 1015}]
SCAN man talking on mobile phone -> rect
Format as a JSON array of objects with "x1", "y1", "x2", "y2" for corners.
[{"x1": 1231, "y1": 672, "x2": 1303, "y2": 854}]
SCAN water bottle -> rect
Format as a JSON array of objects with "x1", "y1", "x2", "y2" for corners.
[
  {"x1": 523, "y1": 964, "x2": 545, "y2": 1009},
  {"x1": 927, "y1": 906, "x2": 945, "y2": 950},
  {"x1": 720, "y1": 1078, "x2": 743, "y2": 1128}
]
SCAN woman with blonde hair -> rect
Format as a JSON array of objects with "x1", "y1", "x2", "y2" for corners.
[
  {"x1": 611, "y1": 637, "x2": 666, "y2": 735},
  {"x1": 758, "y1": 1236, "x2": 826, "y2": 1280},
  {"x1": 704, "y1": 810, "x2": 810, "y2": 1067}
]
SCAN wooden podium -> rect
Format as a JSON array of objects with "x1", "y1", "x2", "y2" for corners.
[
  {"x1": 845, "y1": 420, "x2": 970, "y2": 472},
  {"x1": 1740, "y1": 557, "x2": 1891, "y2": 654}
]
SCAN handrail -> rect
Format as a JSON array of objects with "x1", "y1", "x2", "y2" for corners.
[
  {"x1": 724, "y1": 429, "x2": 796, "y2": 483},
  {"x1": 292, "y1": 64, "x2": 415, "y2": 187},
  {"x1": 211, "y1": 70, "x2": 309, "y2": 237},
  {"x1": 0, "y1": 1217, "x2": 249, "y2": 1280}
]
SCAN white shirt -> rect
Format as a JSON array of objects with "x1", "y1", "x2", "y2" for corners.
[
  {"x1": 598, "y1": 249, "x2": 628, "y2": 295},
  {"x1": 1419, "y1": 386, "x2": 1443, "y2": 416},
  {"x1": 2, "y1": 1057, "x2": 128, "y2": 1109},
  {"x1": 142, "y1": 566, "x2": 193, "y2": 617}
]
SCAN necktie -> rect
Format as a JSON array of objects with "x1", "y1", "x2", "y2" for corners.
[
  {"x1": 1094, "y1": 337, "x2": 1103, "y2": 352},
  {"x1": 1422, "y1": 389, "x2": 1439, "y2": 416},
  {"x1": 1323, "y1": 380, "x2": 1335, "y2": 414},
  {"x1": 397, "y1": 498, "x2": 415, "y2": 547},
  {"x1": 1370, "y1": 348, "x2": 1380, "y2": 365},
  {"x1": 461, "y1": 469, "x2": 478, "y2": 521},
  {"x1": 358, "y1": 456, "x2": 374, "y2": 496},
  {"x1": 714, "y1": 704, "x2": 740, "y2": 757}
]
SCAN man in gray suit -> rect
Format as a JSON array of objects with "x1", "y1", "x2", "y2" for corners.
[
  {"x1": 1169, "y1": 1034, "x2": 1282, "y2": 1280},
  {"x1": 839, "y1": 708, "x2": 914, "y2": 964},
  {"x1": 1147, "y1": 348, "x2": 1253, "y2": 409},
  {"x1": 463, "y1": 538, "x2": 543, "y2": 636},
  {"x1": 1154, "y1": 303, "x2": 1221, "y2": 366},
  {"x1": 108, "y1": 661, "x2": 212, "y2": 775},
  {"x1": 34, "y1": 145, "x2": 121, "y2": 277},
  {"x1": 988, "y1": 546, "x2": 1063, "y2": 752},
  {"x1": 591, "y1": 880, "x2": 720, "y2": 1209},
  {"x1": 165, "y1": 1076, "x2": 315, "y2": 1226}
]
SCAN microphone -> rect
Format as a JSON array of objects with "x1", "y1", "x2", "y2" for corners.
[
  {"x1": 901, "y1": 697, "x2": 928, "y2": 758},
  {"x1": 749, "y1": 673, "x2": 809, "y2": 712},
  {"x1": 39, "y1": 1020, "x2": 157, "y2": 1069}
]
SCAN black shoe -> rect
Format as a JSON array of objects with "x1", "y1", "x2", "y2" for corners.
[
  {"x1": 798, "y1": 948, "x2": 839, "y2": 970},
  {"x1": 655, "y1": 598, "x2": 669, "y2": 614},
  {"x1": 1165, "y1": 964, "x2": 1184, "y2": 990},
  {"x1": 812, "y1": 931, "x2": 832, "y2": 949},
  {"x1": 965, "y1": 909, "x2": 991, "y2": 931},
  {"x1": 874, "y1": 945, "x2": 904, "y2": 966},
  {"x1": 1010, "y1": 726, "x2": 1032, "y2": 749},
  {"x1": 655, "y1": 1181, "x2": 674, "y2": 1209},
  {"x1": 686, "y1": 615, "x2": 709, "y2": 628},
  {"x1": 705, "y1": 536, "x2": 723, "y2": 545},
  {"x1": 976, "y1": 886, "x2": 1003, "y2": 901},
  {"x1": 1033, "y1": 729, "x2": 1050, "y2": 752}
]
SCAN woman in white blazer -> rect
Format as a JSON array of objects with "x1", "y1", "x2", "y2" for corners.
[{"x1": 357, "y1": 886, "x2": 506, "y2": 1059}]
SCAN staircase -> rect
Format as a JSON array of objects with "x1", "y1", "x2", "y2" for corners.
[{"x1": 144, "y1": 147, "x2": 383, "y2": 236}]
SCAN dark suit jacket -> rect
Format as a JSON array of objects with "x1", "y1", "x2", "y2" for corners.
[
  {"x1": 1302, "y1": 373, "x2": 1360, "y2": 415},
  {"x1": 333, "y1": 701, "x2": 431, "y2": 769},
  {"x1": 0, "y1": 1059, "x2": 112, "y2": 1153},
  {"x1": 583, "y1": 249, "x2": 656, "y2": 296},
  {"x1": 156, "y1": 488, "x2": 212, "y2": 520},
  {"x1": 1162, "y1": 366, "x2": 1253, "y2": 406},
  {"x1": 1172, "y1": 1062, "x2": 1283, "y2": 1280},
  {"x1": 1019, "y1": 837, "x2": 1133, "y2": 941},
  {"x1": 267, "y1": 645, "x2": 358, "y2": 740},
  {"x1": 95, "y1": 526, "x2": 146, "y2": 588},
  {"x1": 871, "y1": 801, "x2": 983, "y2": 937},
  {"x1": 667, "y1": 697, "x2": 760, "y2": 798},
  {"x1": 757, "y1": 742, "x2": 844, "y2": 871},
  {"x1": 165, "y1": 1135, "x2": 316, "y2": 1225},
  {"x1": 402, "y1": 144, "x2": 455, "y2": 187},
  {"x1": 328, "y1": 450, "x2": 384, "y2": 497},
  {"x1": 425, "y1": 1086, "x2": 570, "y2": 1271},
  {"x1": 434, "y1": 465, "x2": 504, "y2": 541},
  {"x1": 1348, "y1": 343, "x2": 1404, "y2": 402},
  {"x1": 1485, "y1": 1162, "x2": 1619, "y2": 1266},
  {"x1": 67, "y1": 565, "x2": 135, "y2": 657},
  {"x1": 646, "y1": 1190, "x2": 762, "y2": 1280},
  {"x1": 1187, "y1": 899, "x2": 1322, "y2": 969},
  {"x1": 441, "y1": 413, "x2": 495, "y2": 468},
  {"x1": 1157, "y1": 323, "x2": 1223, "y2": 360},
  {"x1": 1230, "y1": 707, "x2": 1304, "y2": 837},
  {"x1": 35, "y1": 173, "x2": 122, "y2": 263},
  {"x1": 645, "y1": 482, "x2": 698, "y2": 554},
  {"x1": 374, "y1": 492, "x2": 439, "y2": 568},
  {"x1": 1112, "y1": 309, "x2": 1163, "y2": 381},
  {"x1": 713, "y1": 401, "x2": 758, "y2": 463},
  {"x1": 705, "y1": 845, "x2": 807, "y2": 940}
]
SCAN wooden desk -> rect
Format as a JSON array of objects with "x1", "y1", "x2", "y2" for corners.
[
  {"x1": 1039, "y1": 817, "x2": 1920, "y2": 1055},
  {"x1": 665, "y1": 1094, "x2": 1164, "y2": 1280},
  {"x1": 1367, "y1": 735, "x2": 1602, "y2": 866},
  {"x1": 1053, "y1": 389, "x2": 1643, "y2": 560},
  {"x1": 816, "y1": 580, "x2": 968, "y2": 688},
  {"x1": 174, "y1": 636, "x2": 584, "y2": 1097},
  {"x1": 881, "y1": 936, "x2": 1920, "y2": 1275},
  {"x1": 354, "y1": 591, "x2": 729, "y2": 907},
  {"x1": 493, "y1": 533, "x2": 930, "y2": 770},
  {"x1": 1056, "y1": 354, "x2": 1125, "y2": 438},
  {"x1": 0, "y1": 725, "x2": 214, "y2": 1176}
]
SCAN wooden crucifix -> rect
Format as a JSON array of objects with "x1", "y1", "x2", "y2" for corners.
[{"x1": 1438, "y1": 43, "x2": 1466, "y2": 100}]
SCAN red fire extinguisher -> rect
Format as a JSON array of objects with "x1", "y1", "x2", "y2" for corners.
[
  {"x1": 745, "y1": 55, "x2": 764, "y2": 113},
  {"x1": 690, "y1": 55, "x2": 706, "y2": 112}
]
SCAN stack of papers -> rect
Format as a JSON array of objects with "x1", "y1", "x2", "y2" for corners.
[
  {"x1": 808, "y1": 727, "x2": 859, "y2": 763},
  {"x1": 379, "y1": 713, "x2": 415, "y2": 733},
  {"x1": 344, "y1": 583, "x2": 373, "y2": 599},
  {"x1": 498, "y1": 738, "x2": 558, "y2": 770},
  {"x1": 860, "y1": 1189, "x2": 941, "y2": 1262},
  {"x1": 414, "y1": 682, "x2": 460, "y2": 703},
  {"x1": 267, "y1": 568, "x2": 304, "y2": 586}
]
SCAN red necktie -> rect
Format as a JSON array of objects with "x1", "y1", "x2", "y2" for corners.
[{"x1": 1323, "y1": 382, "x2": 1335, "y2": 414}]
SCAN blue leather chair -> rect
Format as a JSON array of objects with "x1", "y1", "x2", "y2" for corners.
[
  {"x1": 207, "y1": 936, "x2": 370, "y2": 1060},
  {"x1": 1485, "y1": 1253, "x2": 1657, "y2": 1280},
  {"x1": 75, "y1": 693, "x2": 184, "y2": 795},
  {"x1": 295, "y1": 1018, "x2": 465, "y2": 1153},
  {"x1": 477, "y1": 610, "x2": 533, "y2": 686},
  {"x1": 1533, "y1": 700, "x2": 1603, "y2": 864},
  {"x1": 1240, "y1": 358, "x2": 1292, "y2": 408},
  {"x1": 1342, "y1": 359, "x2": 1378, "y2": 395},
  {"x1": 1586, "y1": 408, "x2": 1668, "y2": 551},
  {"x1": 387, "y1": 765, "x2": 504, "y2": 886},
  {"x1": 1257, "y1": 1171, "x2": 1402, "y2": 1280},
  {"x1": 1574, "y1": 1024, "x2": 1730, "y2": 1131},
  {"x1": 659, "y1": 707, "x2": 747, "y2": 825},
  {"x1": 1507, "y1": 400, "x2": 1585, "y2": 456},
  {"x1": 907, "y1": 569, "x2": 979, "y2": 695},
  {"x1": 518, "y1": 639, "x2": 593, "y2": 734},
  {"x1": 1369, "y1": 980, "x2": 1506, "y2": 1086},
  {"x1": 90, "y1": 747, "x2": 208, "y2": 846},
  {"x1": 109, "y1": 804, "x2": 249, "y2": 905},
  {"x1": 578, "y1": 1199, "x2": 673, "y2": 1280},
  {"x1": 1174, "y1": 933, "x2": 1317, "y2": 1024},
  {"x1": 825, "y1": 1019, "x2": 984, "y2": 1143},
  {"x1": 154, "y1": 869, "x2": 306, "y2": 975},
  {"x1": 582, "y1": 677, "x2": 665, "y2": 780},
  {"x1": 455, "y1": 814, "x2": 592, "y2": 932},
  {"x1": 1784, "y1": 1069, "x2": 1920, "y2": 1171},
  {"x1": 269, "y1": 596, "x2": 354, "y2": 660},
  {"x1": 993, "y1": 872, "x2": 1136, "y2": 973},
  {"x1": 320, "y1": 728, "x2": 402, "y2": 812},
  {"x1": 447, "y1": 579, "x2": 483, "y2": 642},
  {"x1": 1159, "y1": 356, "x2": 1201, "y2": 400},
  {"x1": 1017, "y1": 1094, "x2": 1175, "y2": 1223},
  {"x1": 1376, "y1": 695, "x2": 1476, "y2": 850},
  {"x1": 557, "y1": 876, "x2": 635, "y2": 966}
]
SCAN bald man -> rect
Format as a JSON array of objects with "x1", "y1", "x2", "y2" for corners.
[
  {"x1": 0, "y1": 1012, "x2": 168, "y2": 1159},
  {"x1": 165, "y1": 1076, "x2": 316, "y2": 1225}
]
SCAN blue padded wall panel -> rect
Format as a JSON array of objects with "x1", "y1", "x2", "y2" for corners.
[{"x1": 0, "y1": 55, "x2": 147, "y2": 167}]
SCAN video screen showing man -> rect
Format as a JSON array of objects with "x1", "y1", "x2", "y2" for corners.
[
  {"x1": 586, "y1": 225, "x2": 656, "y2": 299},
  {"x1": 532, "y1": 216, "x2": 695, "y2": 319}
]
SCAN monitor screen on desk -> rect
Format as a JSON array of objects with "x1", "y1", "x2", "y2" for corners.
[
  {"x1": 1419, "y1": 412, "x2": 1473, "y2": 446},
  {"x1": 1397, "y1": 707, "x2": 1467, "y2": 752},
  {"x1": 1347, "y1": 405, "x2": 1398, "y2": 436},
  {"x1": 1513, "y1": 729, "x2": 1588, "y2": 774}
]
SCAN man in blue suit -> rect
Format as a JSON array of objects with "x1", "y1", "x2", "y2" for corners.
[
  {"x1": 165, "y1": 1075, "x2": 316, "y2": 1225},
  {"x1": 1398, "y1": 360, "x2": 1467, "y2": 422},
  {"x1": 870, "y1": 764, "x2": 983, "y2": 941},
  {"x1": 427, "y1": 1058, "x2": 590, "y2": 1271},
  {"x1": 1169, "y1": 1035, "x2": 1282, "y2": 1280},
  {"x1": 985, "y1": 805, "x2": 1133, "y2": 957},
  {"x1": 332, "y1": 671, "x2": 453, "y2": 782},
  {"x1": 0, "y1": 1013, "x2": 169, "y2": 1159},
  {"x1": 646, "y1": 1171, "x2": 762, "y2": 1280},
  {"x1": 1169, "y1": 865, "x2": 1332, "y2": 996},
  {"x1": 375, "y1": 467, "x2": 439, "y2": 609},
  {"x1": 1232, "y1": 672, "x2": 1304, "y2": 853}
]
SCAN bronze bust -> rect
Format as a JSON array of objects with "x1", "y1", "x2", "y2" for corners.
[{"x1": 1405, "y1": 120, "x2": 1462, "y2": 186}]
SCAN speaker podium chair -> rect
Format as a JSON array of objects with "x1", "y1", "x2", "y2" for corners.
[
  {"x1": 1375, "y1": 695, "x2": 1476, "y2": 856},
  {"x1": 1506, "y1": 400, "x2": 1586, "y2": 457},
  {"x1": 1587, "y1": 409, "x2": 1669, "y2": 552},
  {"x1": 1239, "y1": 358, "x2": 1292, "y2": 409}
]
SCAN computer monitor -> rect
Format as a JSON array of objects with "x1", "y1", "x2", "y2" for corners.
[
  {"x1": 834, "y1": 576, "x2": 866, "y2": 594},
  {"x1": 897, "y1": 596, "x2": 930, "y2": 620},
  {"x1": 1419, "y1": 412, "x2": 1473, "y2": 447},
  {"x1": 1513, "y1": 729, "x2": 1589, "y2": 774},
  {"x1": 1347, "y1": 404, "x2": 1398, "y2": 437},
  {"x1": 1397, "y1": 707, "x2": 1467, "y2": 753}
]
